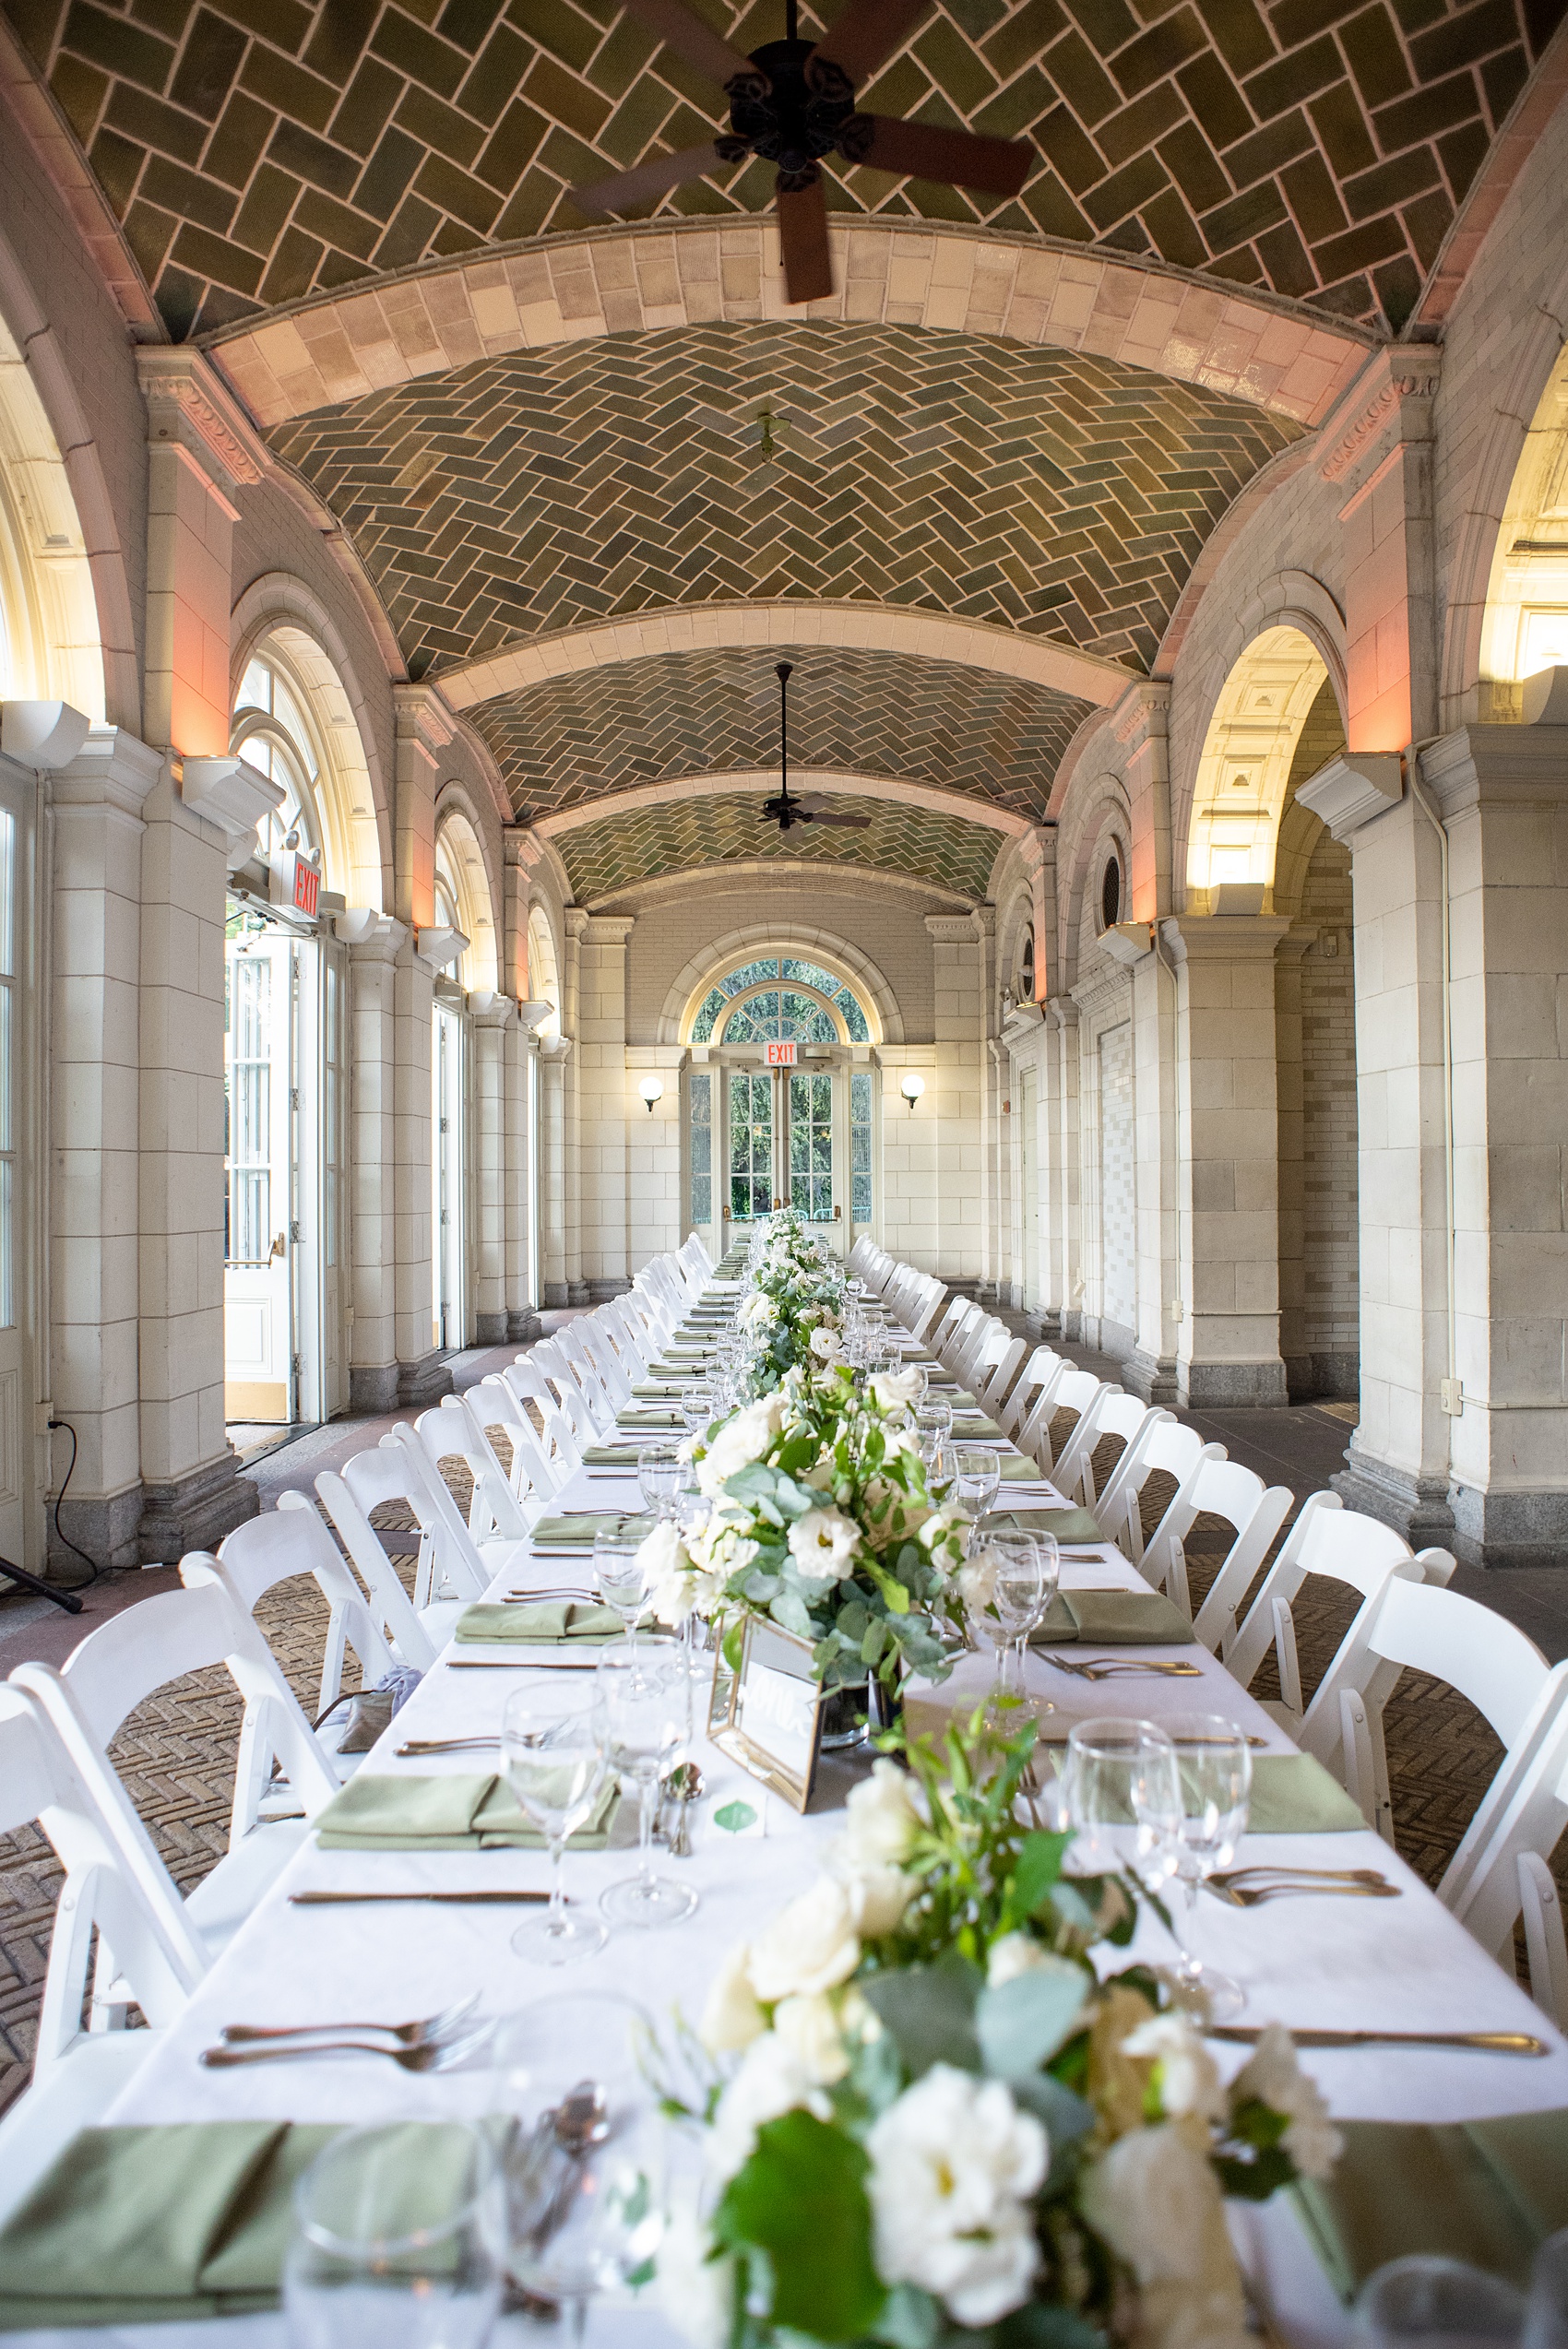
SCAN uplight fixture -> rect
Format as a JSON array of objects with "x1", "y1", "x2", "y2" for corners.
[
  {"x1": 638, "y1": 1074, "x2": 665, "y2": 1113},
  {"x1": 900, "y1": 1073, "x2": 925, "y2": 1115}
]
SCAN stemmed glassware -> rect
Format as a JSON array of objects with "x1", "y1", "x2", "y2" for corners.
[
  {"x1": 502, "y1": 1679, "x2": 612, "y2": 1966},
  {"x1": 597, "y1": 1635, "x2": 699, "y2": 1929},
  {"x1": 953, "y1": 1444, "x2": 1003, "y2": 1521},
  {"x1": 285, "y1": 2118, "x2": 504, "y2": 2349},
  {"x1": 593, "y1": 1531, "x2": 649, "y2": 1659},
  {"x1": 637, "y1": 1443, "x2": 683, "y2": 1518},
  {"x1": 1354, "y1": 2258, "x2": 1526, "y2": 2346},
  {"x1": 679, "y1": 1382, "x2": 714, "y2": 1441},
  {"x1": 1526, "y1": 2229, "x2": 1568, "y2": 2348},
  {"x1": 1132, "y1": 1711, "x2": 1253, "y2": 2020},
  {"x1": 1062, "y1": 1716, "x2": 1181, "y2": 1882},
  {"x1": 965, "y1": 1530, "x2": 1057, "y2": 1725}
]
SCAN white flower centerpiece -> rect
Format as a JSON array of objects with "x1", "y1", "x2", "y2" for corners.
[
  {"x1": 654, "y1": 1714, "x2": 1340, "y2": 2349},
  {"x1": 735, "y1": 1209, "x2": 853, "y2": 1394}
]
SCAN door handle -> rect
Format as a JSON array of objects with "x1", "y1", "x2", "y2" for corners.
[{"x1": 268, "y1": 1232, "x2": 287, "y2": 1262}]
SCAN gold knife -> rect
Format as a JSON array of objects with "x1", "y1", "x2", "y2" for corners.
[
  {"x1": 290, "y1": 1889, "x2": 552, "y2": 1905},
  {"x1": 1208, "y1": 2025, "x2": 1550, "y2": 2055}
]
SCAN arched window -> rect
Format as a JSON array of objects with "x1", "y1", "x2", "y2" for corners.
[
  {"x1": 690, "y1": 956, "x2": 871, "y2": 1044},
  {"x1": 528, "y1": 904, "x2": 560, "y2": 1037},
  {"x1": 433, "y1": 815, "x2": 498, "y2": 993},
  {"x1": 232, "y1": 651, "x2": 325, "y2": 869},
  {"x1": 1020, "y1": 925, "x2": 1035, "y2": 1000},
  {"x1": 1100, "y1": 855, "x2": 1122, "y2": 931}
]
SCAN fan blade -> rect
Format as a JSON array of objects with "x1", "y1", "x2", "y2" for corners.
[
  {"x1": 850, "y1": 113, "x2": 1031, "y2": 197},
  {"x1": 811, "y1": 0, "x2": 933, "y2": 89},
  {"x1": 572, "y1": 141, "x2": 732, "y2": 218},
  {"x1": 778, "y1": 173, "x2": 833, "y2": 303},
  {"x1": 617, "y1": 0, "x2": 758, "y2": 89},
  {"x1": 801, "y1": 812, "x2": 873, "y2": 827}
]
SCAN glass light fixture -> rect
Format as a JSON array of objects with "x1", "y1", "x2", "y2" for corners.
[
  {"x1": 899, "y1": 1072, "x2": 925, "y2": 1113},
  {"x1": 638, "y1": 1074, "x2": 664, "y2": 1113}
]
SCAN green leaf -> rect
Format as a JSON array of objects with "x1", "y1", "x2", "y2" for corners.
[
  {"x1": 1012, "y1": 1829, "x2": 1072, "y2": 1921},
  {"x1": 998, "y1": 2302, "x2": 1110, "y2": 2349},
  {"x1": 1212, "y1": 2144, "x2": 1296, "y2": 2201},
  {"x1": 714, "y1": 1800, "x2": 757, "y2": 1833},
  {"x1": 859, "y1": 1947, "x2": 982, "y2": 2077},
  {"x1": 976, "y1": 1963, "x2": 1091, "y2": 2079},
  {"x1": 713, "y1": 2110, "x2": 885, "y2": 2342},
  {"x1": 1004, "y1": 2067, "x2": 1096, "y2": 2150},
  {"x1": 871, "y1": 2284, "x2": 942, "y2": 2349}
]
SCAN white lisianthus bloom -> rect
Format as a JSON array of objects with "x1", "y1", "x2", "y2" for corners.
[
  {"x1": 1231, "y1": 2023, "x2": 1343, "y2": 2178},
  {"x1": 708, "y1": 2031, "x2": 830, "y2": 2181},
  {"x1": 807, "y1": 1323, "x2": 843, "y2": 1363},
  {"x1": 697, "y1": 1393, "x2": 786, "y2": 1492},
  {"x1": 698, "y1": 1942, "x2": 766, "y2": 2053},
  {"x1": 1077, "y1": 2120, "x2": 1252, "y2": 2349},
  {"x1": 959, "y1": 1546, "x2": 997, "y2": 1609},
  {"x1": 787, "y1": 1506, "x2": 861, "y2": 1584},
  {"x1": 636, "y1": 1517, "x2": 696, "y2": 1626},
  {"x1": 841, "y1": 1862, "x2": 915, "y2": 1938},
  {"x1": 869, "y1": 1368, "x2": 923, "y2": 1413},
  {"x1": 657, "y1": 2203, "x2": 734, "y2": 2349},
  {"x1": 771, "y1": 1991, "x2": 850, "y2": 2085},
  {"x1": 841, "y1": 1759, "x2": 922, "y2": 1868},
  {"x1": 746, "y1": 1877, "x2": 861, "y2": 2001},
  {"x1": 866, "y1": 2065, "x2": 1047, "y2": 2326},
  {"x1": 1122, "y1": 2011, "x2": 1228, "y2": 2122},
  {"x1": 919, "y1": 1502, "x2": 968, "y2": 1555}
]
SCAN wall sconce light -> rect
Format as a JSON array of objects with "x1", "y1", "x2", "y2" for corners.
[
  {"x1": 638, "y1": 1074, "x2": 664, "y2": 1114},
  {"x1": 900, "y1": 1073, "x2": 926, "y2": 1115}
]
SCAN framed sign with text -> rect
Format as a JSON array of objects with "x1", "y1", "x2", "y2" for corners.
[{"x1": 708, "y1": 1616, "x2": 824, "y2": 1811}]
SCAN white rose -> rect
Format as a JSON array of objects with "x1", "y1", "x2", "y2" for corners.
[
  {"x1": 738, "y1": 1292, "x2": 770, "y2": 1326},
  {"x1": 841, "y1": 1759, "x2": 922, "y2": 1868},
  {"x1": 699, "y1": 1942, "x2": 766, "y2": 2053},
  {"x1": 771, "y1": 1992, "x2": 850, "y2": 2085},
  {"x1": 787, "y1": 1506, "x2": 861, "y2": 1584},
  {"x1": 843, "y1": 1862, "x2": 915, "y2": 1938},
  {"x1": 959, "y1": 1548, "x2": 997, "y2": 1609},
  {"x1": 747, "y1": 1877, "x2": 861, "y2": 2001},
  {"x1": 658, "y1": 2203, "x2": 733, "y2": 2349},
  {"x1": 870, "y1": 1369, "x2": 923, "y2": 1412},
  {"x1": 1122, "y1": 2011, "x2": 1227, "y2": 2122},
  {"x1": 1078, "y1": 2121, "x2": 1251, "y2": 2349},
  {"x1": 698, "y1": 1394, "x2": 785, "y2": 1492},
  {"x1": 1231, "y1": 2023, "x2": 1342, "y2": 2180},
  {"x1": 708, "y1": 2031, "x2": 828, "y2": 2181},
  {"x1": 866, "y1": 2065, "x2": 1047, "y2": 2326},
  {"x1": 918, "y1": 1501, "x2": 968, "y2": 1555},
  {"x1": 807, "y1": 1324, "x2": 842, "y2": 1362},
  {"x1": 636, "y1": 1517, "x2": 695, "y2": 1626}
]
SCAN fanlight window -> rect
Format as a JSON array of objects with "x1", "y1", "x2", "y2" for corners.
[
  {"x1": 692, "y1": 957, "x2": 870, "y2": 1044},
  {"x1": 232, "y1": 653, "x2": 322, "y2": 866}
]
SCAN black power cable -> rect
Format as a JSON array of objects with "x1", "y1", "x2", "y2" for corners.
[{"x1": 45, "y1": 1418, "x2": 101, "y2": 1590}]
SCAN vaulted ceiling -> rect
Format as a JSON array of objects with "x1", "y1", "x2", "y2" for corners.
[{"x1": 8, "y1": 0, "x2": 1558, "y2": 339}]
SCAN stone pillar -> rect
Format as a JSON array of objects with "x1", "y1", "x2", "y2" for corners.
[
  {"x1": 1275, "y1": 931, "x2": 1313, "y2": 1400},
  {"x1": 469, "y1": 991, "x2": 514, "y2": 1343},
  {"x1": 627, "y1": 1044, "x2": 685, "y2": 1268},
  {"x1": 505, "y1": 1022, "x2": 542, "y2": 1341},
  {"x1": 339, "y1": 912, "x2": 405, "y2": 1412},
  {"x1": 562, "y1": 911, "x2": 588, "y2": 1305},
  {"x1": 1043, "y1": 998, "x2": 1080, "y2": 1338},
  {"x1": 925, "y1": 913, "x2": 985, "y2": 1282},
  {"x1": 539, "y1": 1036, "x2": 572, "y2": 1308},
  {"x1": 1299, "y1": 752, "x2": 1452, "y2": 1542},
  {"x1": 1162, "y1": 912, "x2": 1290, "y2": 1407},
  {"x1": 1125, "y1": 940, "x2": 1180, "y2": 1403},
  {"x1": 577, "y1": 915, "x2": 634, "y2": 1299},
  {"x1": 1319, "y1": 355, "x2": 1441, "y2": 755},
  {"x1": 137, "y1": 353, "x2": 258, "y2": 759},
  {"x1": 48, "y1": 728, "x2": 160, "y2": 1568},
  {"x1": 388, "y1": 689, "x2": 449, "y2": 1396}
]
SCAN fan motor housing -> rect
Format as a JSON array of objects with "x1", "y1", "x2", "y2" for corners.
[{"x1": 724, "y1": 39, "x2": 861, "y2": 183}]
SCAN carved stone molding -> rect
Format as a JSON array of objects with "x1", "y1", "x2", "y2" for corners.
[
  {"x1": 1318, "y1": 352, "x2": 1442, "y2": 488},
  {"x1": 137, "y1": 350, "x2": 263, "y2": 494}
]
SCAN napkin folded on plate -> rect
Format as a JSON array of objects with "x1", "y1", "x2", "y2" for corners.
[
  {"x1": 531, "y1": 1511, "x2": 653, "y2": 1547},
  {"x1": 1237, "y1": 1751, "x2": 1367, "y2": 1832},
  {"x1": 950, "y1": 1413, "x2": 1004, "y2": 1439},
  {"x1": 0, "y1": 2118, "x2": 357, "y2": 2327},
  {"x1": 456, "y1": 1599, "x2": 621, "y2": 1643},
  {"x1": 581, "y1": 1443, "x2": 645, "y2": 1466},
  {"x1": 995, "y1": 1503, "x2": 1104, "y2": 1538},
  {"x1": 613, "y1": 1410, "x2": 685, "y2": 1432},
  {"x1": 1031, "y1": 1588, "x2": 1195, "y2": 1646},
  {"x1": 314, "y1": 1770, "x2": 620, "y2": 1850},
  {"x1": 1292, "y1": 2110, "x2": 1568, "y2": 2297},
  {"x1": 631, "y1": 1381, "x2": 683, "y2": 1400}
]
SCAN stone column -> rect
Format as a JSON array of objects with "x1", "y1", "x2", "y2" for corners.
[
  {"x1": 48, "y1": 728, "x2": 160, "y2": 1568},
  {"x1": 576, "y1": 915, "x2": 635, "y2": 1299},
  {"x1": 1043, "y1": 997, "x2": 1080, "y2": 1338},
  {"x1": 1320, "y1": 354, "x2": 1442, "y2": 754},
  {"x1": 562, "y1": 911, "x2": 588, "y2": 1305},
  {"x1": 626, "y1": 1044, "x2": 685, "y2": 1267},
  {"x1": 925, "y1": 913, "x2": 985, "y2": 1283},
  {"x1": 1162, "y1": 912, "x2": 1290, "y2": 1407},
  {"x1": 1299, "y1": 752, "x2": 1452, "y2": 1542},
  {"x1": 1125, "y1": 938, "x2": 1180, "y2": 1403},
  {"x1": 388, "y1": 689, "x2": 449, "y2": 1397},
  {"x1": 469, "y1": 991, "x2": 514, "y2": 1343},
  {"x1": 538, "y1": 1036, "x2": 572, "y2": 1308},
  {"x1": 1274, "y1": 931, "x2": 1314, "y2": 1399},
  {"x1": 338, "y1": 911, "x2": 405, "y2": 1411}
]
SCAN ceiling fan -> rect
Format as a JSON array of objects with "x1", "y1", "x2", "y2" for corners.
[
  {"x1": 571, "y1": 0, "x2": 1033, "y2": 303},
  {"x1": 760, "y1": 662, "x2": 872, "y2": 831}
]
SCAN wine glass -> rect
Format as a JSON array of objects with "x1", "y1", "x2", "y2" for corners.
[
  {"x1": 595, "y1": 1530, "x2": 649, "y2": 1657},
  {"x1": 1063, "y1": 1716, "x2": 1181, "y2": 1882},
  {"x1": 917, "y1": 1398, "x2": 954, "y2": 1452},
  {"x1": 992, "y1": 1530, "x2": 1059, "y2": 1719},
  {"x1": 502, "y1": 1679, "x2": 612, "y2": 1966},
  {"x1": 679, "y1": 1382, "x2": 714, "y2": 1440},
  {"x1": 953, "y1": 1444, "x2": 1003, "y2": 1522},
  {"x1": 1134, "y1": 1712, "x2": 1253, "y2": 2021},
  {"x1": 285, "y1": 2121, "x2": 504, "y2": 2349},
  {"x1": 597, "y1": 1636, "x2": 699, "y2": 1929},
  {"x1": 1526, "y1": 2230, "x2": 1568, "y2": 2348},
  {"x1": 637, "y1": 1444, "x2": 683, "y2": 1518},
  {"x1": 1354, "y1": 2257, "x2": 1526, "y2": 2346}
]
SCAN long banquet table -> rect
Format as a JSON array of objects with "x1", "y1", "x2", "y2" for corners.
[{"x1": 13, "y1": 1326, "x2": 1568, "y2": 2349}]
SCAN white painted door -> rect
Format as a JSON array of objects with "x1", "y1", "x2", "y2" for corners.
[
  {"x1": 224, "y1": 931, "x2": 295, "y2": 1422},
  {"x1": 0, "y1": 759, "x2": 36, "y2": 1568}
]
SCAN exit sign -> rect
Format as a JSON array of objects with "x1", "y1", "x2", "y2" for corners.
[
  {"x1": 766, "y1": 1039, "x2": 797, "y2": 1067},
  {"x1": 292, "y1": 857, "x2": 319, "y2": 918}
]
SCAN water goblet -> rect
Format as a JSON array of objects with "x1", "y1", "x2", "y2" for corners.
[
  {"x1": 594, "y1": 1530, "x2": 649, "y2": 1656},
  {"x1": 1062, "y1": 1715, "x2": 1181, "y2": 1884},
  {"x1": 284, "y1": 2119, "x2": 504, "y2": 2349},
  {"x1": 953, "y1": 1444, "x2": 1003, "y2": 1521},
  {"x1": 637, "y1": 1444, "x2": 683, "y2": 1519},
  {"x1": 501, "y1": 1679, "x2": 612, "y2": 1965},
  {"x1": 596, "y1": 1635, "x2": 699, "y2": 1929},
  {"x1": 1526, "y1": 2228, "x2": 1568, "y2": 2348},
  {"x1": 1134, "y1": 1710, "x2": 1253, "y2": 2020},
  {"x1": 1354, "y1": 2257, "x2": 1526, "y2": 2347},
  {"x1": 917, "y1": 1398, "x2": 954, "y2": 1452},
  {"x1": 679, "y1": 1382, "x2": 714, "y2": 1441}
]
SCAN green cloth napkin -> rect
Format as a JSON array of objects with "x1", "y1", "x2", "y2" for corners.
[
  {"x1": 614, "y1": 1409, "x2": 685, "y2": 1432},
  {"x1": 314, "y1": 1771, "x2": 620, "y2": 1850},
  {"x1": 456, "y1": 1599, "x2": 622, "y2": 1643},
  {"x1": 998, "y1": 1502, "x2": 1105, "y2": 1536},
  {"x1": 531, "y1": 1511, "x2": 653, "y2": 1547},
  {"x1": 631, "y1": 1381, "x2": 683, "y2": 1400},
  {"x1": 1032, "y1": 1588, "x2": 1195, "y2": 1645},
  {"x1": 952, "y1": 1413, "x2": 1004, "y2": 1439},
  {"x1": 1243, "y1": 1751, "x2": 1368, "y2": 1833},
  {"x1": 582, "y1": 1442, "x2": 646, "y2": 1465},
  {"x1": 1292, "y1": 2111, "x2": 1568, "y2": 2299},
  {"x1": 0, "y1": 2119, "x2": 347, "y2": 2327}
]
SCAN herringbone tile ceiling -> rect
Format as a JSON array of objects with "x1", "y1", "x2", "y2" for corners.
[
  {"x1": 6, "y1": 0, "x2": 1561, "y2": 339},
  {"x1": 558, "y1": 789, "x2": 1004, "y2": 897},
  {"x1": 270, "y1": 319, "x2": 1297, "y2": 681},
  {"x1": 468, "y1": 641, "x2": 1092, "y2": 821}
]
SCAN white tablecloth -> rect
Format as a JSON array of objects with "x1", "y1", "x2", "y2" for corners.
[{"x1": 17, "y1": 1424, "x2": 1568, "y2": 2347}]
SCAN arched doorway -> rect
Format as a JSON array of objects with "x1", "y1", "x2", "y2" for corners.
[
  {"x1": 682, "y1": 955, "x2": 878, "y2": 1263},
  {"x1": 223, "y1": 636, "x2": 358, "y2": 1430}
]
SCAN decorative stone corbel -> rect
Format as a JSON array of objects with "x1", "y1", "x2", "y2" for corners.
[
  {"x1": 1296, "y1": 752, "x2": 1404, "y2": 843},
  {"x1": 180, "y1": 753, "x2": 285, "y2": 866}
]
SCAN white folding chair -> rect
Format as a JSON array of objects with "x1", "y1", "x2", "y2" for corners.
[
  {"x1": 949, "y1": 1311, "x2": 1004, "y2": 1391},
  {"x1": 1016, "y1": 1366, "x2": 1114, "y2": 1480},
  {"x1": 1048, "y1": 1375, "x2": 1128, "y2": 1503},
  {"x1": 1105, "y1": 1419, "x2": 1228, "y2": 1568},
  {"x1": 1225, "y1": 1496, "x2": 1452, "y2": 1699},
  {"x1": 1001, "y1": 1347, "x2": 1068, "y2": 1441},
  {"x1": 380, "y1": 1425, "x2": 492, "y2": 1600},
  {"x1": 504, "y1": 1356, "x2": 583, "y2": 1478},
  {"x1": 1518, "y1": 1853, "x2": 1568, "y2": 2028},
  {"x1": 1079, "y1": 1394, "x2": 1172, "y2": 1512},
  {"x1": 0, "y1": 1685, "x2": 196, "y2": 2221},
  {"x1": 313, "y1": 1436, "x2": 483, "y2": 1665},
  {"x1": 1159, "y1": 1460, "x2": 1292, "y2": 1642},
  {"x1": 534, "y1": 1337, "x2": 612, "y2": 1444},
  {"x1": 13, "y1": 1577, "x2": 339, "y2": 1972},
  {"x1": 471, "y1": 1374, "x2": 569, "y2": 1505},
  {"x1": 413, "y1": 1395, "x2": 532, "y2": 1545},
  {"x1": 973, "y1": 1335, "x2": 1027, "y2": 1418}
]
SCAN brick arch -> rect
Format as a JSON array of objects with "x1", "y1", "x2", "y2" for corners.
[{"x1": 659, "y1": 924, "x2": 903, "y2": 1047}]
